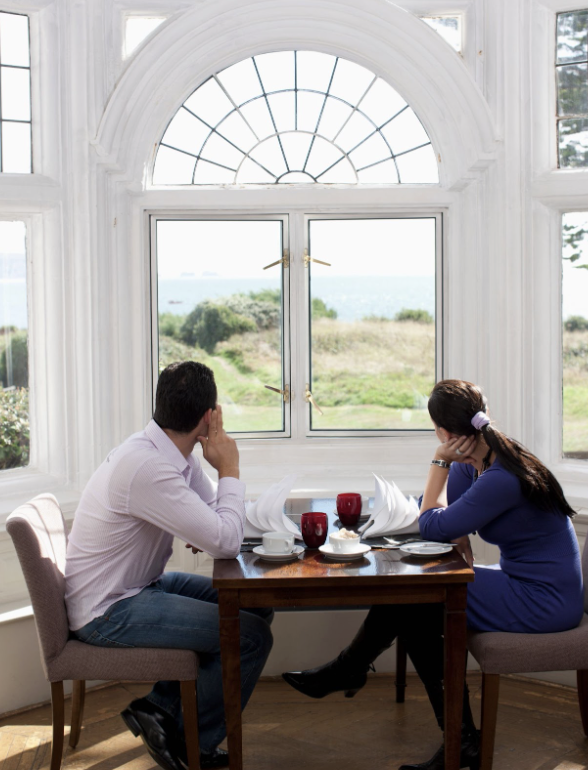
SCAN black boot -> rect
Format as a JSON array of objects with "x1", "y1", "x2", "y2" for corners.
[
  {"x1": 282, "y1": 622, "x2": 392, "y2": 699},
  {"x1": 398, "y1": 725, "x2": 480, "y2": 770}
]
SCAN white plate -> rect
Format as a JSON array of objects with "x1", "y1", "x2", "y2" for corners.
[
  {"x1": 319, "y1": 543, "x2": 371, "y2": 561},
  {"x1": 252, "y1": 544, "x2": 304, "y2": 562},
  {"x1": 400, "y1": 543, "x2": 453, "y2": 557}
]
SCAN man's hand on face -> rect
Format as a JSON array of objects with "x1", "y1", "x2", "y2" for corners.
[{"x1": 197, "y1": 404, "x2": 240, "y2": 479}]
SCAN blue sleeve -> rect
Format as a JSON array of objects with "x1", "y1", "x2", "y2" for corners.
[
  {"x1": 419, "y1": 465, "x2": 520, "y2": 541},
  {"x1": 447, "y1": 463, "x2": 475, "y2": 504}
]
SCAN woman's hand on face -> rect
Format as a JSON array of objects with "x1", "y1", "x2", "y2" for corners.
[{"x1": 435, "y1": 434, "x2": 477, "y2": 465}]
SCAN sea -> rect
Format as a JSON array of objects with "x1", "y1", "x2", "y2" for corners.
[{"x1": 2, "y1": 271, "x2": 587, "y2": 329}]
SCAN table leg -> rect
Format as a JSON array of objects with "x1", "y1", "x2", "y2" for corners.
[
  {"x1": 218, "y1": 590, "x2": 243, "y2": 770},
  {"x1": 444, "y1": 586, "x2": 468, "y2": 770}
]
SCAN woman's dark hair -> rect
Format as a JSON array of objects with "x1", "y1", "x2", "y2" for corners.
[
  {"x1": 154, "y1": 361, "x2": 217, "y2": 433},
  {"x1": 428, "y1": 379, "x2": 575, "y2": 518}
]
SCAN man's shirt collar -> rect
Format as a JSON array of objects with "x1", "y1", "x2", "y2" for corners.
[{"x1": 145, "y1": 419, "x2": 192, "y2": 474}]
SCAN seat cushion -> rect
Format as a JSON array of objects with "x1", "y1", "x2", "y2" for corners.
[
  {"x1": 468, "y1": 614, "x2": 588, "y2": 674},
  {"x1": 46, "y1": 640, "x2": 199, "y2": 682}
]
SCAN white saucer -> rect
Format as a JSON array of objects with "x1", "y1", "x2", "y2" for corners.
[
  {"x1": 400, "y1": 543, "x2": 453, "y2": 557},
  {"x1": 252, "y1": 544, "x2": 304, "y2": 562},
  {"x1": 319, "y1": 543, "x2": 371, "y2": 561}
]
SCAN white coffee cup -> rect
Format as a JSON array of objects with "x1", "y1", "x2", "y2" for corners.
[
  {"x1": 262, "y1": 531, "x2": 295, "y2": 554},
  {"x1": 329, "y1": 531, "x2": 361, "y2": 553}
]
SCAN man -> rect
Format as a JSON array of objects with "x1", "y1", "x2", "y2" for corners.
[{"x1": 64, "y1": 361, "x2": 273, "y2": 770}]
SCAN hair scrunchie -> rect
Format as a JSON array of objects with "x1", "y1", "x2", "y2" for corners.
[{"x1": 471, "y1": 411, "x2": 490, "y2": 430}]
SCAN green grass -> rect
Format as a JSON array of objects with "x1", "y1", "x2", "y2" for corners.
[{"x1": 563, "y1": 329, "x2": 588, "y2": 455}]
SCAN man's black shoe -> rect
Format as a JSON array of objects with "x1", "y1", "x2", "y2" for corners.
[
  {"x1": 121, "y1": 698, "x2": 185, "y2": 770},
  {"x1": 200, "y1": 747, "x2": 230, "y2": 769}
]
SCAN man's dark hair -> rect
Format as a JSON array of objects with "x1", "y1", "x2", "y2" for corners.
[{"x1": 153, "y1": 361, "x2": 217, "y2": 433}]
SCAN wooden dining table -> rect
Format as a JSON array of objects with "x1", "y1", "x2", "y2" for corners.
[{"x1": 212, "y1": 498, "x2": 474, "y2": 770}]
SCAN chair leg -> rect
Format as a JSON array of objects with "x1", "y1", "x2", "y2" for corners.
[
  {"x1": 50, "y1": 681, "x2": 65, "y2": 770},
  {"x1": 395, "y1": 638, "x2": 408, "y2": 703},
  {"x1": 69, "y1": 680, "x2": 86, "y2": 748},
  {"x1": 577, "y1": 670, "x2": 588, "y2": 737},
  {"x1": 181, "y1": 680, "x2": 201, "y2": 770},
  {"x1": 479, "y1": 673, "x2": 500, "y2": 770}
]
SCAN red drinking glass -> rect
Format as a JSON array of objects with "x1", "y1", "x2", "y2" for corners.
[
  {"x1": 300, "y1": 511, "x2": 328, "y2": 548},
  {"x1": 336, "y1": 493, "x2": 362, "y2": 526}
]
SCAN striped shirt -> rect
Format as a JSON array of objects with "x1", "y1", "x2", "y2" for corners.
[{"x1": 64, "y1": 420, "x2": 245, "y2": 630}]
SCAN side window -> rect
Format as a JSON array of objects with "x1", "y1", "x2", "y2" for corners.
[
  {"x1": 0, "y1": 220, "x2": 29, "y2": 470},
  {"x1": 562, "y1": 212, "x2": 588, "y2": 460},
  {"x1": 556, "y1": 10, "x2": 588, "y2": 168},
  {"x1": 0, "y1": 12, "x2": 31, "y2": 173}
]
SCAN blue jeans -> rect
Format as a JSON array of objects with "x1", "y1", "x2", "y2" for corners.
[{"x1": 73, "y1": 572, "x2": 274, "y2": 752}]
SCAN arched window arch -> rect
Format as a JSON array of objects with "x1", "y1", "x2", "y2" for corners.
[{"x1": 153, "y1": 51, "x2": 439, "y2": 185}]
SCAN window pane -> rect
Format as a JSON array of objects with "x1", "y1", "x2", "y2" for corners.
[
  {"x1": 1, "y1": 121, "x2": 31, "y2": 173},
  {"x1": 557, "y1": 63, "x2": 588, "y2": 116},
  {"x1": 562, "y1": 212, "x2": 588, "y2": 460},
  {"x1": 1, "y1": 67, "x2": 31, "y2": 121},
  {"x1": 558, "y1": 118, "x2": 588, "y2": 167},
  {"x1": 0, "y1": 12, "x2": 29, "y2": 67},
  {"x1": 557, "y1": 11, "x2": 588, "y2": 65},
  {"x1": 124, "y1": 16, "x2": 165, "y2": 58},
  {"x1": 421, "y1": 16, "x2": 462, "y2": 53},
  {"x1": 0, "y1": 220, "x2": 29, "y2": 470},
  {"x1": 308, "y1": 218, "x2": 436, "y2": 431},
  {"x1": 156, "y1": 220, "x2": 285, "y2": 433}
]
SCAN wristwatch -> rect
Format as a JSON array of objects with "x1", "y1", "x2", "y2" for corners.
[{"x1": 431, "y1": 459, "x2": 451, "y2": 469}]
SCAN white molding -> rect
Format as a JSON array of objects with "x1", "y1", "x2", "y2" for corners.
[{"x1": 94, "y1": 0, "x2": 497, "y2": 190}]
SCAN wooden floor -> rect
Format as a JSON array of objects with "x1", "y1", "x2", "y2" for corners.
[{"x1": 1, "y1": 673, "x2": 588, "y2": 770}]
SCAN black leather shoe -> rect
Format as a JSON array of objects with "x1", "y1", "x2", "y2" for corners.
[
  {"x1": 200, "y1": 747, "x2": 230, "y2": 769},
  {"x1": 282, "y1": 655, "x2": 368, "y2": 699},
  {"x1": 121, "y1": 698, "x2": 185, "y2": 770},
  {"x1": 399, "y1": 728, "x2": 480, "y2": 770}
]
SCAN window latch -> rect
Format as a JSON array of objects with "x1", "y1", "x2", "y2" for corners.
[
  {"x1": 264, "y1": 384, "x2": 290, "y2": 403},
  {"x1": 305, "y1": 384, "x2": 324, "y2": 415},
  {"x1": 303, "y1": 248, "x2": 331, "y2": 267},
  {"x1": 263, "y1": 249, "x2": 289, "y2": 271}
]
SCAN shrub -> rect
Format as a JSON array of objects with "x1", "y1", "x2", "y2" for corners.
[
  {"x1": 0, "y1": 387, "x2": 29, "y2": 470},
  {"x1": 180, "y1": 302, "x2": 256, "y2": 353},
  {"x1": 362, "y1": 314, "x2": 392, "y2": 322},
  {"x1": 394, "y1": 308, "x2": 434, "y2": 324},
  {"x1": 0, "y1": 331, "x2": 28, "y2": 388},
  {"x1": 247, "y1": 288, "x2": 281, "y2": 305},
  {"x1": 312, "y1": 297, "x2": 338, "y2": 320},
  {"x1": 564, "y1": 315, "x2": 588, "y2": 332},
  {"x1": 220, "y1": 294, "x2": 280, "y2": 329},
  {"x1": 159, "y1": 312, "x2": 185, "y2": 339}
]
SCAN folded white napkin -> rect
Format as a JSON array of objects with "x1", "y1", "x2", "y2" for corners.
[
  {"x1": 358, "y1": 474, "x2": 420, "y2": 538},
  {"x1": 243, "y1": 474, "x2": 302, "y2": 541}
]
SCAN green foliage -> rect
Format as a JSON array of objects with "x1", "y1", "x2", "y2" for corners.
[
  {"x1": 564, "y1": 315, "x2": 588, "y2": 332},
  {"x1": 312, "y1": 297, "x2": 338, "y2": 320},
  {"x1": 220, "y1": 294, "x2": 280, "y2": 329},
  {"x1": 362, "y1": 314, "x2": 392, "y2": 322},
  {"x1": 180, "y1": 301, "x2": 256, "y2": 353},
  {"x1": 247, "y1": 288, "x2": 281, "y2": 305},
  {"x1": 0, "y1": 331, "x2": 29, "y2": 388},
  {"x1": 394, "y1": 308, "x2": 434, "y2": 324},
  {"x1": 159, "y1": 312, "x2": 185, "y2": 339},
  {"x1": 0, "y1": 387, "x2": 29, "y2": 470},
  {"x1": 562, "y1": 221, "x2": 588, "y2": 267}
]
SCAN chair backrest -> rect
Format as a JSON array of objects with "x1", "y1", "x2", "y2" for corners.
[
  {"x1": 6, "y1": 493, "x2": 70, "y2": 675},
  {"x1": 583, "y1": 536, "x2": 588, "y2": 614}
]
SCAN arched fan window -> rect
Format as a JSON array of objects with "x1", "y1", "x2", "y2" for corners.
[{"x1": 153, "y1": 51, "x2": 439, "y2": 185}]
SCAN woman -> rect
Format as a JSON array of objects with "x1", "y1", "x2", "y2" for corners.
[{"x1": 283, "y1": 379, "x2": 584, "y2": 770}]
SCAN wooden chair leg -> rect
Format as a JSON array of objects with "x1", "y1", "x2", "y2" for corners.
[
  {"x1": 479, "y1": 673, "x2": 500, "y2": 770},
  {"x1": 50, "y1": 681, "x2": 65, "y2": 770},
  {"x1": 181, "y1": 680, "x2": 201, "y2": 770},
  {"x1": 69, "y1": 680, "x2": 86, "y2": 748},
  {"x1": 577, "y1": 670, "x2": 588, "y2": 737},
  {"x1": 395, "y1": 638, "x2": 408, "y2": 703}
]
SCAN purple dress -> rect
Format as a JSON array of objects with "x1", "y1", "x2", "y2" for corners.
[{"x1": 419, "y1": 461, "x2": 584, "y2": 633}]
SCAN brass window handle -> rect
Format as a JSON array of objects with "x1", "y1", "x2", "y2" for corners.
[
  {"x1": 264, "y1": 384, "x2": 290, "y2": 403},
  {"x1": 305, "y1": 385, "x2": 324, "y2": 415},
  {"x1": 263, "y1": 249, "x2": 289, "y2": 270},
  {"x1": 303, "y1": 248, "x2": 331, "y2": 267}
]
